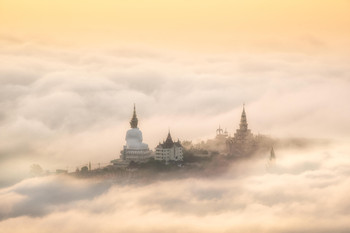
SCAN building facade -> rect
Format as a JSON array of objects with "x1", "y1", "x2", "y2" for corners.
[{"x1": 155, "y1": 132, "x2": 183, "y2": 163}]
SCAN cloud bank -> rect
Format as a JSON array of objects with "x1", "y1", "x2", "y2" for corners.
[
  {"x1": 1, "y1": 143, "x2": 350, "y2": 232},
  {"x1": 0, "y1": 39, "x2": 349, "y2": 186}
]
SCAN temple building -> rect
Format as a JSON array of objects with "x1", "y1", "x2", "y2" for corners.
[
  {"x1": 155, "y1": 131, "x2": 183, "y2": 163},
  {"x1": 226, "y1": 104, "x2": 256, "y2": 156},
  {"x1": 200, "y1": 125, "x2": 229, "y2": 153},
  {"x1": 112, "y1": 105, "x2": 151, "y2": 165},
  {"x1": 214, "y1": 125, "x2": 229, "y2": 151},
  {"x1": 215, "y1": 126, "x2": 228, "y2": 141}
]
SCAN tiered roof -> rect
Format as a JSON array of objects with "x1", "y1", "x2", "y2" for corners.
[{"x1": 158, "y1": 131, "x2": 182, "y2": 149}]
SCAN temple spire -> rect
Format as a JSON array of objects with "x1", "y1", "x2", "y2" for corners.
[
  {"x1": 166, "y1": 129, "x2": 172, "y2": 141},
  {"x1": 167, "y1": 131, "x2": 171, "y2": 139},
  {"x1": 239, "y1": 103, "x2": 248, "y2": 131},
  {"x1": 165, "y1": 130, "x2": 174, "y2": 146},
  {"x1": 130, "y1": 104, "x2": 138, "y2": 128},
  {"x1": 270, "y1": 146, "x2": 276, "y2": 161}
]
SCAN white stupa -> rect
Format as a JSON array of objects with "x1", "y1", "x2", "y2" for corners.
[{"x1": 120, "y1": 104, "x2": 151, "y2": 162}]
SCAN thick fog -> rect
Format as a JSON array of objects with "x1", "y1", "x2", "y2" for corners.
[
  {"x1": 1, "y1": 40, "x2": 349, "y2": 185},
  {"x1": 1, "y1": 37, "x2": 350, "y2": 232},
  {"x1": 1, "y1": 142, "x2": 350, "y2": 232}
]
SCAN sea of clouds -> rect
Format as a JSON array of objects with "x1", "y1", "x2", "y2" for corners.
[
  {"x1": 1, "y1": 142, "x2": 350, "y2": 232},
  {"x1": 1, "y1": 37, "x2": 349, "y2": 186},
  {"x1": 0, "y1": 35, "x2": 350, "y2": 232}
]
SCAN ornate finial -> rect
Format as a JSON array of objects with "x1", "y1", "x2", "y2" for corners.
[
  {"x1": 167, "y1": 128, "x2": 172, "y2": 138},
  {"x1": 216, "y1": 125, "x2": 224, "y2": 135},
  {"x1": 130, "y1": 104, "x2": 138, "y2": 128}
]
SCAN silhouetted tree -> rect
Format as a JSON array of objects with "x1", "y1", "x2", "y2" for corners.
[{"x1": 81, "y1": 166, "x2": 88, "y2": 173}]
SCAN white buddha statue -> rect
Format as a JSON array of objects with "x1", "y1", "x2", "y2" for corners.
[
  {"x1": 114, "y1": 104, "x2": 151, "y2": 163},
  {"x1": 125, "y1": 129, "x2": 149, "y2": 149},
  {"x1": 125, "y1": 105, "x2": 149, "y2": 150}
]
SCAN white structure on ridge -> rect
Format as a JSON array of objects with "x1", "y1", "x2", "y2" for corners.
[
  {"x1": 155, "y1": 131, "x2": 183, "y2": 163},
  {"x1": 120, "y1": 104, "x2": 151, "y2": 162}
]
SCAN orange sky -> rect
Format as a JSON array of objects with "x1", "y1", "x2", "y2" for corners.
[{"x1": 1, "y1": 0, "x2": 349, "y2": 53}]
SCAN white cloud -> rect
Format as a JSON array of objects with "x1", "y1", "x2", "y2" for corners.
[
  {"x1": 0, "y1": 143, "x2": 350, "y2": 232},
  {"x1": 0, "y1": 41, "x2": 349, "y2": 186}
]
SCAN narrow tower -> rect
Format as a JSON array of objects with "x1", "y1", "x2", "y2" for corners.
[
  {"x1": 266, "y1": 146, "x2": 276, "y2": 170},
  {"x1": 228, "y1": 103, "x2": 255, "y2": 156},
  {"x1": 130, "y1": 104, "x2": 138, "y2": 128},
  {"x1": 270, "y1": 147, "x2": 276, "y2": 161},
  {"x1": 239, "y1": 104, "x2": 248, "y2": 131}
]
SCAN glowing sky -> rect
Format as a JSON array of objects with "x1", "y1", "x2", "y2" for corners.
[
  {"x1": 1, "y1": 0, "x2": 350, "y2": 52},
  {"x1": 0, "y1": 1, "x2": 350, "y2": 232},
  {"x1": 0, "y1": 3, "x2": 350, "y2": 231}
]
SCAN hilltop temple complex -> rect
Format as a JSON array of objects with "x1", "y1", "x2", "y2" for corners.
[{"x1": 111, "y1": 103, "x2": 270, "y2": 168}]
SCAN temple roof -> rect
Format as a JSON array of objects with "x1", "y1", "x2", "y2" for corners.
[
  {"x1": 157, "y1": 131, "x2": 182, "y2": 149},
  {"x1": 164, "y1": 131, "x2": 174, "y2": 148},
  {"x1": 174, "y1": 140, "x2": 182, "y2": 147}
]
